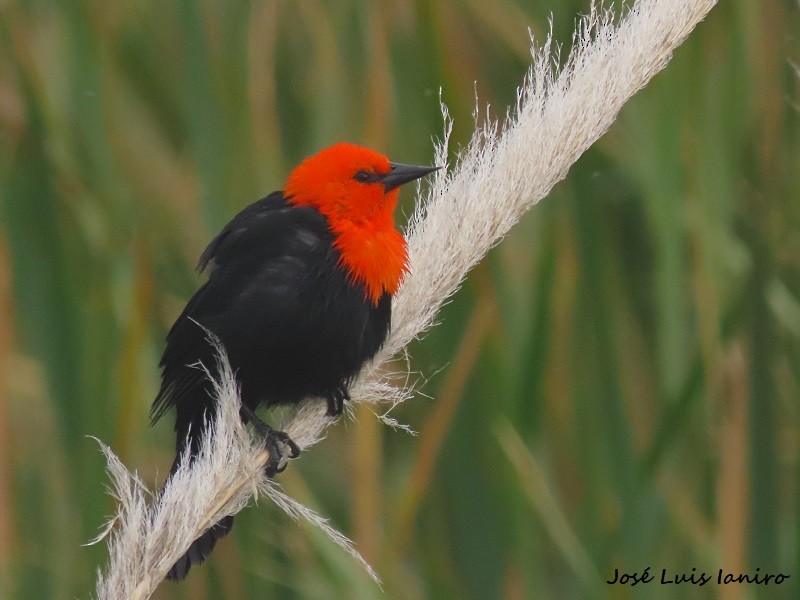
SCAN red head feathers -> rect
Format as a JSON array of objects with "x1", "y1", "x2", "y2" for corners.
[{"x1": 285, "y1": 142, "x2": 436, "y2": 304}]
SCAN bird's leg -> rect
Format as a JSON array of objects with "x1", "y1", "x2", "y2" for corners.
[
  {"x1": 239, "y1": 404, "x2": 300, "y2": 477},
  {"x1": 326, "y1": 385, "x2": 350, "y2": 417}
]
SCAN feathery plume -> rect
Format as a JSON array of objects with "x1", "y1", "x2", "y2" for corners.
[
  {"x1": 94, "y1": 1, "x2": 718, "y2": 597},
  {"x1": 94, "y1": 338, "x2": 376, "y2": 599}
]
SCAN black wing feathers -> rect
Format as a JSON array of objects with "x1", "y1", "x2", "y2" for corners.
[
  {"x1": 152, "y1": 193, "x2": 327, "y2": 425},
  {"x1": 197, "y1": 193, "x2": 289, "y2": 272},
  {"x1": 151, "y1": 192, "x2": 391, "y2": 439},
  {"x1": 153, "y1": 191, "x2": 393, "y2": 581}
]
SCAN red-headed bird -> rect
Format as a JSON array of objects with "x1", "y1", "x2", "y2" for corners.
[{"x1": 151, "y1": 142, "x2": 437, "y2": 580}]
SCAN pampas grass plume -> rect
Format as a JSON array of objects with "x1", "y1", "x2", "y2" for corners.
[{"x1": 93, "y1": 1, "x2": 718, "y2": 597}]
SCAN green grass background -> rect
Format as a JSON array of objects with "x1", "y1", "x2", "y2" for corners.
[{"x1": 1, "y1": 1, "x2": 798, "y2": 598}]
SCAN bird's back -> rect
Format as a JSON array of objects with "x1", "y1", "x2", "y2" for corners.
[{"x1": 151, "y1": 192, "x2": 391, "y2": 452}]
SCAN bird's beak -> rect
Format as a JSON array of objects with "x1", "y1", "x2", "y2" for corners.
[{"x1": 382, "y1": 162, "x2": 440, "y2": 192}]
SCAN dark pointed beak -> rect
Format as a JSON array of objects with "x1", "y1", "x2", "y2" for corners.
[{"x1": 382, "y1": 162, "x2": 440, "y2": 192}]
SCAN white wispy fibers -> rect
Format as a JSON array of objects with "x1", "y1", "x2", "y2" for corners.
[
  {"x1": 272, "y1": 0, "x2": 719, "y2": 447},
  {"x1": 94, "y1": 342, "x2": 262, "y2": 599},
  {"x1": 94, "y1": 1, "x2": 717, "y2": 597},
  {"x1": 94, "y1": 339, "x2": 377, "y2": 600}
]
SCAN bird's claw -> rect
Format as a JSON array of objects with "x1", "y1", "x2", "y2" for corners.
[
  {"x1": 262, "y1": 426, "x2": 301, "y2": 477},
  {"x1": 240, "y1": 405, "x2": 300, "y2": 477},
  {"x1": 326, "y1": 385, "x2": 350, "y2": 417},
  {"x1": 269, "y1": 428, "x2": 301, "y2": 458}
]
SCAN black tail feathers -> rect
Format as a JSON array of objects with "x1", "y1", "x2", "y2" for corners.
[
  {"x1": 164, "y1": 421, "x2": 233, "y2": 581},
  {"x1": 166, "y1": 515, "x2": 235, "y2": 581}
]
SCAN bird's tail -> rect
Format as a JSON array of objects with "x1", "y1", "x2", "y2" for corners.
[
  {"x1": 164, "y1": 423, "x2": 234, "y2": 581},
  {"x1": 166, "y1": 514, "x2": 235, "y2": 581}
]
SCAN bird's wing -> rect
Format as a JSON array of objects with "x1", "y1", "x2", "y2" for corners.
[
  {"x1": 150, "y1": 192, "x2": 334, "y2": 426},
  {"x1": 197, "y1": 192, "x2": 291, "y2": 273}
]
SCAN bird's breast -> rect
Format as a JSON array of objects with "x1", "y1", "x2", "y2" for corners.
[{"x1": 330, "y1": 220, "x2": 408, "y2": 305}]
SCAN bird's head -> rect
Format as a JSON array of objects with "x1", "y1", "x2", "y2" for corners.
[
  {"x1": 285, "y1": 142, "x2": 437, "y2": 304},
  {"x1": 284, "y1": 142, "x2": 437, "y2": 224}
]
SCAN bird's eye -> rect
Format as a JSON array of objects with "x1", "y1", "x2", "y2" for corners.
[{"x1": 354, "y1": 170, "x2": 374, "y2": 183}]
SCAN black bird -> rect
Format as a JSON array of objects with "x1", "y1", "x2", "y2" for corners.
[{"x1": 151, "y1": 143, "x2": 437, "y2": 580}]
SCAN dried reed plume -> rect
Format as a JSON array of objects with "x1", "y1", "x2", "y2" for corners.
[{"x1": 94, "y1": 1, "x2": 718, "y2": 597}]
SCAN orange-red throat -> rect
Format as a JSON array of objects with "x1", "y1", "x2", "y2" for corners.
[{"x1": 284, "y1": 143, "x2": 437, "y2": 305}]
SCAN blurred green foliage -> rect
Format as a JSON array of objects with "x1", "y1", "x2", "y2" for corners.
[{"x1": 0, "y1": 1, "x2": 798, "y2": 599}]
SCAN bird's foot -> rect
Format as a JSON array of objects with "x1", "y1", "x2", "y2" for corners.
[
  {"x1": 240, "y1": 405, "x2": 300, "y2": 477},
  {"x1": 326, "y1": 385, "x2": 350, "y2": 417},
  {"x1": 261, "y1": 428, "x2": 301, "y2": 477}
]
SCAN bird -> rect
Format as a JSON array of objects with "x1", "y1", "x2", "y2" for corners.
[{"x1": 150, "y1": 142, "x2": 438, "y2": 580}]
